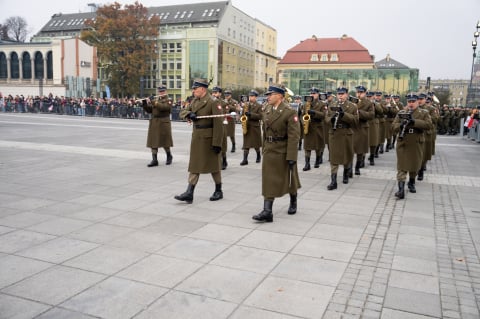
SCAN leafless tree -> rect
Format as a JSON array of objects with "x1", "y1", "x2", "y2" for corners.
[{"x1": 4, "y1": 16, "x2": 28, "y2": 42}]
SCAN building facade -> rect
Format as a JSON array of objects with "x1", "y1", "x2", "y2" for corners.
[
  {"x1": 277, "y1": 35, "x2": 419, "y2": 97},
  {"x1": 418, "y1": 78, "x2": 469, "y2": 107}
]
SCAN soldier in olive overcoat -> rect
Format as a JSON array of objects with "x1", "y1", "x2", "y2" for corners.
[
  {"x1": 174, "y1": 79, "x2": 225, "y2": 203},
  {"x1": 384, "y1": 95, "x2": 399, "y2": 152},
  {"x1": 240, "y1": 90, "x2": 263, "y2": 165},
  {"x1": 302, "y1": 87, "x2": 326, "y2": 171},
  {"x1": 392, "y1": 93, "x2": 433, "y2": 199},
  {"x1": 367, "y1": 91, "x2": 380, "y2": 165},
  {"x1": 325, "y1": 87, "x2": 359, "y2": 190},
  {"x1": 252, "y1": 84, "x2": 301, "y2": 223},
  {"x1": 142, "y1": 85, "x2": 174, "y2": 167},
  {"x1": 353, "y1": 86, "x2": 374, "y2": 175},
  {"x1": 211, "y1": 87, "x2": 229, "y2": 170},
  {"x1": 417, "y1": 94, "x2": 439, "y2": 180},
  {"x1": 224, "y1": 90, "x2": 239, "y2": 152}
]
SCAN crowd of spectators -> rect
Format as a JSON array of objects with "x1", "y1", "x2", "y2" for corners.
[{"x1": 0, "y1": 93, "x2": 185, "y2": 120}]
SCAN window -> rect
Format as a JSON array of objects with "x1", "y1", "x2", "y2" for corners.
[
  {"x1": 176, "y1": 43, "x2": 182, "y2": 52},
  {"x1": 162, "y1": 43, "x2": 167, "y2": 53},
  {"x1": 321, "y1": 54, "x2": 328, "y2": 61},
  {"x1": 311, "y1": 54, "x2": 319, "y2": 62},
  {"x1": 161, "y1": 61, "x2": 167, "y2": 70},
  {"x1": 330, "y1": 53, "x2": 338, "y2": 61},
  {"x1": 176, "y1": 75, "x2": 181, "y2": 88},
  {"x1": 169, "y1": 61, "x2": 174, "y2": 69},
  {"x1": 169, "y1": 75, "x2": 174, "y2": 88},
  {"x1": 169, "y1": 43, "x2": 175, "y2": 53},
  {"x1": 176, "y1": 59, "x2": 182, "y2": 70}
]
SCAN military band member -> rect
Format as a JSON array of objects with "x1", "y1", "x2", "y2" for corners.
[
  {"x1": 294, "y1": 95, "x2": 304, "y2": 150},
  {"x1": 384, "y1": 94, "x2": 399, "y2": 152},
  {"x1": 391, "y1": 94, "x2": 404, "y2": 148},
  {"x1": 302, "y1": 87, "x2": 326, "y2": 171},
  {"x1": 353, "y1": 86, "x2": 374, "y2": 175},
  {"x1": 240, "y1": 90, "x2": 263, "y2": 165},
  {"x1": 367, "y1": 91, "x2": 380, "y2": 165},
  {"x1": 325, "y1": 87, "x2": 359, "y2": 190},
  {"x1": 392, "y1": 93, "x2": 432, "y2": 199},
  {"x1": 374, "y1": 92, "x2": 387, "y2": 156},
  {"x1": 174, "y1": 79, "x2": 224, "y2": 203},
  {"x1": 252, "y1": 84, "x2": 301, "y2": 223},
  {"x1": 141, "y1": 85, "x2": 174, "y2": 167},
  {"x1": 211, "y1": 86, "x2": 229, "y2": 170},
  {"x1": 224, "y1": 90, "x2": 239, "y2": 153},
  {"x1": 425, "y1": 96, "x2": 439, "y2": 156},
  {"x1": 417, "y1": 93, "x2": 437, "y2": 180}
]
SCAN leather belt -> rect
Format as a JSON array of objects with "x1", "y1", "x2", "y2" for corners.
[
  {"x1": 195, "y1": 124, "x2": 213, "y2": 129},
  {"x1": 336, "y1": 123, "x2": 350, "y2": 129},
  {"x1": 265, "y1": 136, "x2": 287, "y2": 142},
  {"x1": 407, "y1": 128, "x2": 424, "y2": 134},
  {"x1": 153, "y1": 115, "x2": 169, "y2": 118}
]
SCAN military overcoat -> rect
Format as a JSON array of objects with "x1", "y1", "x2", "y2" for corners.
[
  {"x1": 242, "y1": 101, "x2": 263, "y2": 149},
  {"x1": 326, "y1": 101, "x2": 359, "y2": 165},
  {"x1": 180, "y1": 93, "x2": 224, "y2": 173},
  {"x1": 392, "y1": 107, "x2": 432, "y2": 172},
  {"x1": 224, "y1": 98, "x2": 238, "y2": 137},
  {"x1": 353, "y1": 97, "x2": 374, "y2": 154},
  {"x1": 143, "y1": 95, "x2": 173, "y2": 148},
  {"x1": 262, "y1": 102, "x2": 301, "y2": 198},
  {"x1": 303, "y1": 99, "x2": 326, "y2": 151}
]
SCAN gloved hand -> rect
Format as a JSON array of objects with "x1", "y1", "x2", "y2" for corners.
[
  {"x1": 187, "y1": 112, "x2": 197, "y2": 121},
  {"x1": 288, "y1": 160, "x2": 295, "y2": 169},
  {"x1": 409, "y1": 118, "x2": 415, "y2": 125},
  {"x1": 338, "y1": 107, "x2": 345, "y2": 118},
  {"x1": 308, "y1": 109, "x2": 315, "y2": 115},
  {"x1": 212, "y1": 146, "x2": 222, "y2": 154},
  {"x1": 245, "y1": 111, "x2": 251, "y2": 117}
]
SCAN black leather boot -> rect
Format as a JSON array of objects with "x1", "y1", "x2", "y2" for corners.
[
  {"x1": 147, "y1": 154, "x2": 159, "y2": 167},
  {"x1": 355, "y1": 160, "x2": 361, "y2": 175},
  {"x1": 240, "y1": 150, "x2": 249, "y2": 166},
  {"x1": 318, "y1": 152, "x2": 323, "y2": 164},
  {"x1": 347, "y1": 164, "x2": 353, "y2": 178},
  {"x1": 288, "y1": 193, "x2": 297, "y2": 215},
  {"x1": 256, "y1": 150, "x2": 261, "y2": 163},
  {"x1": 231, "y1": 143, "x2": 236, "y2": 153},
  {"x1": 210, "y1": 183, "x2": 223, "y2": 201},
  {"x1": 374, "y1": 145, "x2": 380, "y2": 158},
  {"x1": 395, "y1": 181, "x2": 405, "y2": 199},
  {"x1": 298, "y1": 140, "x2": 302, "y2": 150},
  {"x1": 303, "y1": 156, "x2": 311, "y2": 171},
  {"x1": 174, "y1": 184, "x2": 195, "y2": 203},
  {"x1": 222, "y1": 156, "x2": 228, "y2": 170},
  {"x1": 166, "y1": 151, "x2": 173, "y2": 165},
  {"x1": 369, "y1": 154, "x2": 375, "y2": 166},
  {"x1": 252, "y1": 200, "x2": 273, "y2": 222},
  {"x1": 343, "y1": 168, "x2": 349, "y2": 184},
  {"x1": 417, "y1": 168, "x2": 424, "y2": 181},
  {"x1": 360, "y1": 155, "x2": 365, "y2": 168},
  {"x1": 407, "y1": 178, "x2": 416, "y2": 193},
  {"x1": 314, "y1": 154, "x2": 321, "y2": 168},
  {"x1": 379, "y1": 144, "x2": 384, "y2": 154},
  {"x1": 385, "y1": 143, "x2": 390, "y2": 152},
  {"x1": 327, "y1": 174, "x2": 337, "y2": 190}
]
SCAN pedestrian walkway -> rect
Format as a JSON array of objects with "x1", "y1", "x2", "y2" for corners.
[{"x1": 0, "y1": 113, "x2": 479, "y2": 319}]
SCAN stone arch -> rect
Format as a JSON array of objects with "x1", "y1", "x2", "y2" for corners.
[
  {"x1": 0, "y1": 52, "x2": 7, "y2": 78},
  {"x1": 22, "y1": 51, "x2": 32, "y2": 79},
  {"x1": 46, "y1": 51, "x2": 53, "y2": 79},
  {"x1": 34, "y1": 51, "x2": 44, "y2": 79},
  {"x1": 10, "y1": 52, "x2": 20, "y2": 79}
]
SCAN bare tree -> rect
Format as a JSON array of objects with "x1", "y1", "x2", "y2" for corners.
[
  {"x1": 5, "y1": 16, "x2": 28, "y2": 42},
  {"x1": 0, "y1": 24, "x2": 10, "y2": 41}
]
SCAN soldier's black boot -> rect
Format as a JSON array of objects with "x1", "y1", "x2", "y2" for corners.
[
  {"x1": 231, "y1": 143, "x2": 236, "y2": 153},
  {"x1": 174, "y1": 184, "x2": 195, "y2": 204},
  {"x1": 147, "y1": 154, "x2": 159, "y2": 167},
  {"x1": 343, "y1": 168, "x2": 349, "y2": 184},
  {"x1": 360, "y1": 155, "x2": 365, "y2": 168},
  {"x1": 287, "y1": 193, "x2": 297, "y2": 215},
  {"x1": 240, "y1": 150, "x2": 249, "y2": 166},
  {"x1": 166, "y1": 151, "x2": 173, "y2": 165},
  {"x1": 385, "y1": 143, "x2": 390, "y2": 152},
  {"x1": 210, "y1": 183, "x2": 223, "y2": 201},
  {"x1": 374, "y1": 145, "x2": 380, "y2": 158},
  {"x1": 348, "y1": 164, "x2": 353, "y2": 178},
  {"x1": 252, "y1": 200, "x2": 273, "y2": 222},
  {"x1": 417, "y1": 168, "x2": 424, "y2": 181},
  {"x1": 303, "y1": 156, "x2": 311, "y2": 171},
  {"x1": 395, "y1": 181, "x2": 405, "y2": 199},
  {"x1": 327, "y1": 174, "x2": 337, "y2": 190},
  {"x1": 355, "y1": 160, "x2": 361, "y2": 175},
  {"x1": 369, "y1": 154, "x2": 375, "y2": 166},
  {"x1": 314, "y1": 155, "x2": 321, "y2": 168},
  {"x1": 391, "y1": 137, "x2": 396, "y2": 149},
  {"x1": 256, "y1": 150, "x2": 261, "y2": 163},
  {"x1": 222, "y1": 156, "x2": 228, "y2": 170},
  {"x1": 407, "y1": 178, "x2": 416, "y2": 193},
  {"x1": 298, "y1": 140, "x2": 302, "y2": 151},
  {"x1": 379, "y1": 144, "x2": 384, "y2": 154}
]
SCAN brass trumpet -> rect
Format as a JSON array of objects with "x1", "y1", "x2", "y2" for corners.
[
  {"x1": 303, "y1": 95, "x2": 312, "y2": 135},
  {"x1": 241, "y1": 98, "x2": 249, "y2": 134},
  {"x1": 135, "y1": 95, "x2": 161, "y2": 103}
]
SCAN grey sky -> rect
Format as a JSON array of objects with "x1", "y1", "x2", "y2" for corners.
[{"x1": 1, "y1": 0, "x2": 479, "y2": 80}]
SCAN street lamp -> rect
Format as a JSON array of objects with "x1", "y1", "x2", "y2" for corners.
[{"x1": 467, "y1": 21, "x2": 480, "y2": 106}]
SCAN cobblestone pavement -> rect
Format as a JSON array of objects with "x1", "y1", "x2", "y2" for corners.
[{"x1": 0, "y1": 113, "x2": 479, "y2": 319}]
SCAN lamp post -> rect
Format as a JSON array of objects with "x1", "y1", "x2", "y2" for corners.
[{"x1": 467, "y1": 21, "x2": 480, "y2": 107}]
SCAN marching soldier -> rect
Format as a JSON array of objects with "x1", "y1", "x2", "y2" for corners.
[
  {"x1": 384, "y1": 94, "x2": 399, "y2": 152},
  {"x1": 392, "y1": 93, "x2": 432, "y2": 199},
  {"x1": 240, "y1": 90, "x2": 263, "y2": 165},
  {"x1": 211, "y1": 86, "x2": 229, "y2": 170},
  {"x1": 325, "y1": 87, "x2": 359, "y2": 190},
  {"x1": 174, "y1": 79, "x2": 224, "y2": 203},
  {"x1": 252, "y1": 84, "x2": 301, "y2": 223},
  {"x1": 224, "y1": 90, "x2": 239, "y2": 153},
  {"x1": 367, "y1": 91, "x2": 380, "y2": 166},
  {"x1": 302, "y1": 87, "x2": 326, "y2": 171},
  {"x1": 425, "y1": 96, "x2": 439, "y2": 156},
  {"x1": 374, "y1": 92, "x2": 387, "y2": 156},
  {"x1": 353, "y1": 86, "x2": 374, "y2": 175},
  {"x1": 294, "y1": 95, "x2": 304, "y2": 150},
  {"x1": 391, "y1": 94, "x2": 404, "y2": 148},
  {"x1": 141, "y1": 85, "x2": 174, "y2": 167},
  {"x1": 417, "y1": 93, "x2": 434, "y2": 180}
]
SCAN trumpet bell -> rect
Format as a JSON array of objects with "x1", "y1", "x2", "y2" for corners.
[{"x1": 285, "y1": 87, "x2": 294, "y2": 96}]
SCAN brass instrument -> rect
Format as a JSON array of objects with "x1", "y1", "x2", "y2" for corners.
[
  {"x1": 240, "y1": 95, "x2": 249, "y2": 134},
  {"x1": 398, "y1": 109, "x2": 413, "y2": 140},
  {"x1": 135, "y1": 95, "x2": 161, "y2": 103},
  {"x1": 302, "y1": 95, "x2": 312, "y2": 135}
]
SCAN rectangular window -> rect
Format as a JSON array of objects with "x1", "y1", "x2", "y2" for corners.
[
  {"x1": 176, "y1": 75, "x2": 181, "y2": 88},
  {"x1": 176, "y1": 60, "x2": 182, "y2": 70},
  {"x1": 169, "y1": 61, "x2": 174, "y2": 69},
  {"x1": 161, "y1": 43, "x2": 167, "y2": 53},
  {"x1": 311, "y1": 54, "x2": 319, "y2": 62},
  {"x1": 169, "y1": 43, "x2": 175, "y2": 53},
  {"x1": 321, "y1": 54, "x2": 328, "y2": 61},
  {"x1": 330, "y1": 53, "x2": 338, "y2": 61},
  {"x1": 176, "y1": 42, "x2": 182, "y2": 52},
  {"x1": 169, "y1": 75, "x2": 174, "y2": 88}
]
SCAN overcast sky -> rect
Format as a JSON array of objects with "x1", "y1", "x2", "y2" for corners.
[{"x1": 1, "y1": 0, "x2": 479, "y2": 80}]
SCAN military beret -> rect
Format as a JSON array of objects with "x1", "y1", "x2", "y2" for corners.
[
  {"x1": 418, "y1": 93, "x2": 427, "y2": 99},
  {"x1": 248, "y1": 90, "x2": 259, "y2": 96},
  {"x1": 157, "y1": 85, "x2": 167, "y2": 92},
  {"x1": 405, "y1": 93, "x2": 418, "y2": 101},
  {"x1": 336, "y1": 87, "x2": 348, "y2": 94},
  {"x1": 191, "y1": 79, "x2": 209, "y2": 89},
  {"x1": 355, "y1": 85, "x2": 367, "y2": 92},
  {"x1": 265, "y1": 84, "x2": 285, "y2": 95},
  {"x1": 212, "y1": 86, "x2": 222, "y2": 93},
  {"x1": 310, "y1": 87, "x2": 320, "y2": 94}
]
